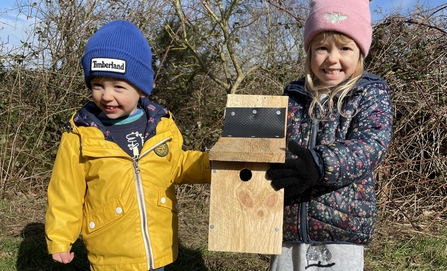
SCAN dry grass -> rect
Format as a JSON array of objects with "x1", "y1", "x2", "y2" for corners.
[{"x1": 2, "y1": 183, "x2": 446, "y2": 270}]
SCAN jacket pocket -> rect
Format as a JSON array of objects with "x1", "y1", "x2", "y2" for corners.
[
  {"x1": 84, "y1": 196, "x2": 125, "y2": 234},
  {"x1": 157, "y1": 188, "x2": 178, "y2": 213}
]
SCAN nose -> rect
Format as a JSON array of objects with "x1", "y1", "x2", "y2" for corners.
[
  {"x1": 326, "y1": 50, "x2": 340, "y2": 64},
  {"x1": 101, "y1": 87, "x2": 114, "y2": 101}
]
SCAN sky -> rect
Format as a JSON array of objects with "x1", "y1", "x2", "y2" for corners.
[{"x1": 0, "y1": 0, "x2": 446, "y2": 52}]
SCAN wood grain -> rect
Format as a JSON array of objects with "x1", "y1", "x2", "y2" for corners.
[
  {"x1": 208, "y1": 161, "x2": 284, "y2": 254},
  {"x1": 208, "y1": 94, "x2": 288, "y2": 254}
]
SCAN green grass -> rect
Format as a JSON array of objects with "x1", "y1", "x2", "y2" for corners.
[
  {"x1": 365, "y1": 227, "x2": 447, "y2": 271},
  {"x1": 1, "y1": 224, "x2": 447, "y2": 270},
  {"x1": 0, "y1": 223, "x2": 89, "y2": 271},
  {"x1": 0, "y1": 236, "x2": 20, "y2": 271},
  {"x1": 1, "y1": 196, "x2": 446, "y2": 270}
]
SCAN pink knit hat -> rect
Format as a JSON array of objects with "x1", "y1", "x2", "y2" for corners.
[{"x1": 303, "y1": 0, "x2": 372, "y2": 57}]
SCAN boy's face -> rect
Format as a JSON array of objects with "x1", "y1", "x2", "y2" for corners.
[
  {"x1": 91, "y1": 77, "x2": 146, "y2": 119},
  {"x1": 310, "y1": 34, "x2": 360, "y2": 87}
]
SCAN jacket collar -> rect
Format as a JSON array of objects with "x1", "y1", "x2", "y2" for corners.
[
  {"x1": 284, "y1": 71, "x2": 385, "y2": 99},
  {"x1": 68, "y1": 98, "x2": 168, "y2": 142}
]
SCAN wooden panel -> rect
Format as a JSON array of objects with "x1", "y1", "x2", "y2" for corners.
[
  {"x1": 209, "y1": 137, "x2": 285, "y2": 163},
  {"x1": 225, "y1": 94, "x2": 288, "y2": 108},
  {"x1": 208, "y1": 161, "x2": 283, "y2": 254},
  {"x1": 209, "y1": 94, "x2": 289, "y2": 163}
]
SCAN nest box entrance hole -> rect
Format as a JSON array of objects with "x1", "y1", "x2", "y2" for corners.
[{"x1": 239, "y1": 168, "x2": 252, "y2": 182}]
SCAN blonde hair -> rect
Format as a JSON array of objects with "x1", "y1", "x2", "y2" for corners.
[{"x1": 304, "y1": 32, "x2": 364, "y2": 119}]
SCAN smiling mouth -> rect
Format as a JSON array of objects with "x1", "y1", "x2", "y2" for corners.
[
  {"x1": 103, "y1": 105, "x2": 119, "y2": 113},
  {"x1": 324, "y1": 69, "x2": 341, "y2": 74}
]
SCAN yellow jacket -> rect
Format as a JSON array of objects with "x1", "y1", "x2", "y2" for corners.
[{"x1": 45, "y1": 100, "x2": 211, "y2": 270}]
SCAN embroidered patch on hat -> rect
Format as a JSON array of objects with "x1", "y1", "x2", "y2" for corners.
[
  {"x1": 91, "y1": 58, "x2": 126, "y2": 74},
  {"x1": 324, "y1": 12, "x2": 348, "y2": 24},
  {"x1": 154, "y1": 143, "x2": 169, "y2": 157}
]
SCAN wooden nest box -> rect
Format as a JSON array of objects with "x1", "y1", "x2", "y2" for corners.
[{"x1": 208, "y1": 94, "x2": 288, "y2": 255}]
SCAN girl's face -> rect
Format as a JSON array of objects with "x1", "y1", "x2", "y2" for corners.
[
  {"x1": 310, "y1": 34, "x2": 361, "y2": 87},
  {"x1": 91, "y1": 77, "x2": 145, "y2": 119}
]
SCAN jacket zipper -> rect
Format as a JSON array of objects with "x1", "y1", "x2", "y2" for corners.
[
  {"x1": 300, "y1": 116, "x2": 319, "y2": 244},
  {"x1": 132, "y1": 137, "x2": 172, "y2": 270}
]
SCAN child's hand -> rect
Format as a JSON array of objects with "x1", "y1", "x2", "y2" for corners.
[
  {"x1": 267, "y1": 141, "x2": 320, "y2": 198},
  {"x1": 52, "y1": 251, "x2": 75, "y2": 264}
]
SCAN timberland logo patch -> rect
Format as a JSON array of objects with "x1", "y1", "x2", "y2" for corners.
[
  {"x1": 91, "y1": 58, "x2": 126, "y2": 74},
  {"x1": 154, "y1": 143, "x2": 169, "y2": 157}
]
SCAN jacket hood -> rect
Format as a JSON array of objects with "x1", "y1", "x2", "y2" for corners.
[
  {"x1": 67, "y1": 98, "x2": 168, "y2": 143},
  {"x1": 284, "y1": 71, "x2": 388, "y2": 98}
]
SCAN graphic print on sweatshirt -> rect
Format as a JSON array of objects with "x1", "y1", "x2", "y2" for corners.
[{"x1": 126, "y1": 131, "x2": 145, "y2": 159}]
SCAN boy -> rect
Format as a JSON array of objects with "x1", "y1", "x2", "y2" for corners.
[{"x1": 45, "y1": 20, "x2": 211, "y2": 271}]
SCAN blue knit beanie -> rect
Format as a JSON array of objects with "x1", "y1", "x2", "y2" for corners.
[{"x1": 81, "y1": 20, "x2": 154, "y2": 96}]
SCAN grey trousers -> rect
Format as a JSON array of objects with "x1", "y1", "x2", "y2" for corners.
[{"x1": 270, "y1": 242, "x2": 364, "y2": 271}]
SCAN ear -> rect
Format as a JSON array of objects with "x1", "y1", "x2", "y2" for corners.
[{"x1": 138, "y1": 89, "x2": 148, "y2": 98}]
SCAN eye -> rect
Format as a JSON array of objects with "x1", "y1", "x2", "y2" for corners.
[
  {"x1": 315, "y1": 46, "x2": 328, "y2": 51},
  {"x1": 115, "y1": 84, "x2": 127, "y2": 90},
  {"x1": 91, "y1": 82, "x2": 103, "y2": 90},
  {"x1": 339, "y1": 41, "x2": 357, "y2": 51}
]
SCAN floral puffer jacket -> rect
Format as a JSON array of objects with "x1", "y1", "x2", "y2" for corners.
[{"x1": 282, "y1": 71, "x2": 393, "y2": 245}]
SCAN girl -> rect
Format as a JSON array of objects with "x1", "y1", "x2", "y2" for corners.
[{"x1": 266, "y1": 0, "x2": 393, "y2": 270}]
